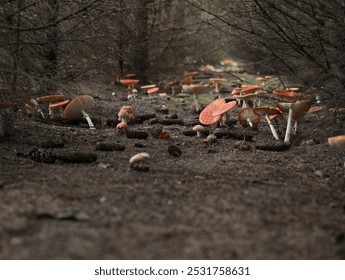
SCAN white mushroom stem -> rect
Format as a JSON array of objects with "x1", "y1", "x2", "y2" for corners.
[
  {"x1": 196, "y1": 131, "x2": 202, "y2": 138},
  {"x1": 171, "y1": 87, "x2": 175, "y2": 96},
  {"x1": 193, "y1": 94, "x2": 202, "y2": 112},
  {"x1": 284, "y1": 107, "x2": 293, "y2": 143},
  {"x1": 247, "y1": 118, "x2": 253, "y2": 127},
  {"x1": 294, "y1": 121, "x2": 298, "y2": 133},
  {"x1": 219, "y1": 114, "x2": 227, "y2": 126},
  {"x1": 265, "y1": 114, "x2": 279, "y2": 141},
  {"x1": 81, "y1": 109, "x2": 95, "y2": 130},
  {"x1": 214, "y1": 82, "x2": 221, "y2": 98}
]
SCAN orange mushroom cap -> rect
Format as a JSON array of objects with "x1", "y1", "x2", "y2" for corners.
[
  {"x1": 273, "y1": 88, "x2": 298, "y2": 99},
  {"x1": 37, "y1": 94, "x2": 65, "y2": 103},
  {"x1": 49, "y1": 99, "x2": 70, "y2": 109},
  {"x1": 147, "y1": 87, "x2": 159, "y2": 94},
  {"x1": 308, "y1": 106, "x2": 325, "y2": 113},
  {"x1": 328, "y1": 135, "x2": 345, "y2": 150},
  {"x1": 238, "y1": 108, "x2": 261, "y2": 128},
  {"x1": 241, "y1": 85, "x2": 260, "y2": 94},
  {"x1": 120, "y1": 79, "x2": 139, "y2": 87},
  {"x1": 256, "y1": 76, "x2": 272, "y2": 82},
  {"x1": 116, "y1": 123, "x2": 128, "y2": 129},
  {"x1": 212, "y1": 101, "x2": 237, "y2": 117},
  {"x1": 199, "y1": 98, "x2": 225, "y2": 125}
]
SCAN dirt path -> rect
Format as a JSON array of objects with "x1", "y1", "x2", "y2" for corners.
[{"x1": 1, "y1": 97, "x2": 345, "y2": 259}]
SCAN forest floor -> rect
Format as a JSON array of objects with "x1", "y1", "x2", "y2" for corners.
[{"x1": 1, "y1": 89, "x2": 345, "y2": 259}]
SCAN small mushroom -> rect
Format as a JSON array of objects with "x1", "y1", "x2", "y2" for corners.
[
  {"x1": 209, "y1": 77, "x2": 225, "y2": 98},
  {"x1": 25, "y1": 99, "x2": 45, "y2": 118},
  {"x1": 193, "y1": 124, "x2": 205, "y2": 138},
  {"x1": 36, "y1": 94, "x2": 66, "y2": 119},
  {"x1": 63, "y1": 95, "x2": 95, "y2": 129},
  {"x1": 202, "y1": 134, "x2": 217, "y2": 147},
  {"x1": 188, "y1": 85, "x2": 209, "y2": 112},
  {"x1": 147, "y1": 87, "x2": 160, "y2": 99},
  {"x1": 49, "y1": 100, "x2": 70, "y2": 117},
  {"x1": 328, "y1": 135, "x2": 345, "y2": 176},
  {"x1": 129, "y1": 152, "x2": 150, "y2": 170}
]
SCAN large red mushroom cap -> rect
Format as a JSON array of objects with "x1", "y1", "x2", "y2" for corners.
[
  {"x1": 212, "y1": 101, "x2": 237, "y2": 117},
  {"x1": 199, "y1": 98, "x2": 226, "y2": 125}
]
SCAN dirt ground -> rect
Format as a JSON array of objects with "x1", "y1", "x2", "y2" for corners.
[{"x1": 1, "y1": 93, "x2": 345, "y2": 260}]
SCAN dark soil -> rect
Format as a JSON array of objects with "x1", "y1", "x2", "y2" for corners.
[{"x1": 1, "y1": 95, "x2": 345, "y2": 260}]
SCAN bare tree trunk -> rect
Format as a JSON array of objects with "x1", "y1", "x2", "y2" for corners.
[
  {"x1": 41, "y1": 0, "x2": 59, "y2": 94},
  {"x1": 132, "y1": 0, "x2": 153, "y2": 83}
]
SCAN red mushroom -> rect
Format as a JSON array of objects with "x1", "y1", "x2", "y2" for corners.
[
  {"x1": 199, "y1": 98, "x2": 226, "y2": 126},
  {"x1": 212, "y1": 101, "x2": 237, "y2": 126}
]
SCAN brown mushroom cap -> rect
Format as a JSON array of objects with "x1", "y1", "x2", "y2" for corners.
[
  {"x1": 276, "y1": 102, "x2": 293, "y2": 113},
  {"x1": 199, "y1": 98, "x2": 225, "y2": 125},
  {"x1": 212, "y1": 101, "x2": 237, "y2": 116},
  {"x1": 328, "y1": 135, "x2": 345, "y2": 150},
  {"x1": 292, "y1": 100, "x2": 311, "y2": 120},
  {"x1": 238, "y1": 108, "x2": 261, "y2": 128},
  {"x1": 63, "y1": 95, "x2": 94, "y2": 120},
  {"x1": 37, "y1": 94, "x2": 65, "y2": 103},
  {"x1": 189, "y1": 85, "x2": 209, "y2": 95},
  {"x1": 193, "y1": 124, "x2": 204, "y2": 132},
  {"x1": 253, "y1": 106, "x2": 282, "y2": 116},
  {"x1": 231, "y1": 88, "x2": 242, "y2": 96},
  {"x1": 49, "y1": 99, "x2": 70, "y2": 109}
]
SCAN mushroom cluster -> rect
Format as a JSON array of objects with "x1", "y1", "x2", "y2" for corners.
[{"x1": 117, "y1": 105, "x2": 134, "y2": 132}]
